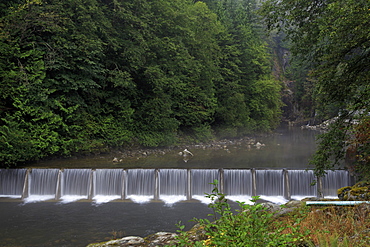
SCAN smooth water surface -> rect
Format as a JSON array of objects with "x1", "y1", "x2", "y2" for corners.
[
  {"x1": 28, "y1": 126, "x2": 318, "y2": 169},
  {"x1": 0, "y1": 201, "x2": 213, "y2": 247}
]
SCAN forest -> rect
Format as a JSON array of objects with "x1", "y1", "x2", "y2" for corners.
[
  {"x1": 0, "y1": 0, "x2": 282, "y2": 166},
  {"x1": 1, "y1": 0, "x2": 369, "y2": 179},
  {"x1": 260, "y1": 0, "x2": 370, "y2": 180}
]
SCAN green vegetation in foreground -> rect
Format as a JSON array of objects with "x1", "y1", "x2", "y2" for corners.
[
  {"x1": 174, "y1": 180, "x2": 308, "y2": 246},
  {"x1": 0, "y1": 0, "x2": 282, "y2": 167},
  {"x1": 172, "y1": 180, "x2": 370, "y2": 246}
]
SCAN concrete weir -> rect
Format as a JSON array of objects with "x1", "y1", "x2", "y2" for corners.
[{"x1": 0, "y1": 168, "x2": 354, "y2": 203}]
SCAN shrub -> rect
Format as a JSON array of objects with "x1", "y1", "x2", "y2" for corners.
[{"x1": 174, "y1": 180, "x2": 308, "y2": 246}]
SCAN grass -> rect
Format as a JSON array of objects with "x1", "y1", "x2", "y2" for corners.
[
  {"x1": 256, "y1": 203, "x2": 370, "y2": 246},
  {"x1": 296, "y1": 204, "x2": 370, "y2": 246}
]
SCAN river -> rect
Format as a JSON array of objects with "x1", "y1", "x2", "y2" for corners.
[
  {"x1": 27, "y1": 125, "x2": 318, "y2": 169},
  {"x1": 0, "y1": 126, "x2": 352, "y2": 246}
]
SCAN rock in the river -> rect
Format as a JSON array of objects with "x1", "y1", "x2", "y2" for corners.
[
  {"x1": 338, "y1": 181, "x2": 370, "y2": 201},
  {"x1": 255, "y1": 142, "x2": 265, "y2": 149},
  {"x1": 87, "y1": 236, "x2": 145, "y2": 247}
]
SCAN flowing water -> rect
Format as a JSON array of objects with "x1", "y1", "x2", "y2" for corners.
[
  {"x1": 0, "y1": 169, "x2": 26, "y2": 198},
  {"x1": 289, "y1": 169, "x2": 317, "y2": 199},
  {"x1": 159, "y1": 169, "x2": 187, "y2": 205},
  {"x1": 93, "y1": 169, "x2": 123, "y2": 204},
  {"x1": 0, "y1": 126, "x2": 354, "y2": 246}
]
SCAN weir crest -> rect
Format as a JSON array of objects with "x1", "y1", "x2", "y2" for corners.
[{"x1": 0, "y1": 168, "x2": 353, "y2": 204}]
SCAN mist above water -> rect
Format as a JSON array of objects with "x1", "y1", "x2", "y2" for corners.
[{"x1": 28, "y1": 125, "x2": 318, "y2": 170}]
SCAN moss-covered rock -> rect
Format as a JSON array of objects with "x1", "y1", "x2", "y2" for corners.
[{"x1": 338, "y1": 181, "x2": 370, "y2": 201}]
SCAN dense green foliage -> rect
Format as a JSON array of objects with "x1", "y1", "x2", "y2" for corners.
[
  {"x1": 0, "y1": 0, "x2": 282, "y2": 166},
  {"x1": 260, "y1": 0, "x2": 370, "y2": 180}
]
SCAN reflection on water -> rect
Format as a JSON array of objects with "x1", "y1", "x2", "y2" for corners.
[{"x1": 27, "y1": 126, "x2": 318, "y2": 169}]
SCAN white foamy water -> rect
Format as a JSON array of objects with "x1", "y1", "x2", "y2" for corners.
[
  {"x1": 226, "y1": 195, "x2": 254, "y2": 205},
  {"x1": 192, "y1": 195, "x2": 213, "y2": 204},
  {"x1": 60, "y1": 195, "x2": 88, "y2": 204},
  {"x1": 291, "y1": 195, "x2": 311, "y2": 201},
  {"x1": 159, "y1": 195, "x2": 186, "y2": 206},
  {"x1": 126, "y1": 195, "x2": 153, "y2": 204},
  {"x1": 24, "y1": 195, "x2": 55, "y2": 203},
  {"x1": 324, "y1": 196, "x2": 339, "y2": 199},
  {"x1": 259, "y1": 195, "x2": 288, "y2": 205},
  {"x1": 93, "y1": 195, "x2": 121, "y2": 204},
  {"x1": 0, "y1": 195, "x2": 22, "y2": 198}
]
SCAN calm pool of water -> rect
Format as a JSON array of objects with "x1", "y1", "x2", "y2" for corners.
[{"x1": 27, "y1": 126, "x2": 318, "y2": 170}]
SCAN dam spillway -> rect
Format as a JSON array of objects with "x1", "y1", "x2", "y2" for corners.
[{"x1": 0, "y1": 168, "x2": 353, "y2": 204}]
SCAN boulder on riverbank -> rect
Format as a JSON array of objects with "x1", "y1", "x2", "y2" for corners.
[
  {"x1": 87, "y1": 236, "x2": 146, "y2": 247},
  {"x1": 86, "y1": 232, "x2": 180, "y2": 247},
  {"x1": 338, "y1": 181, "x2": 370, "y2": 201}
]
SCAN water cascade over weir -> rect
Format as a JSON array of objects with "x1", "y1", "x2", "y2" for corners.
[
  {"x1": 0, "y1": 168, "x2": 354, "y2": 204},
  {"x1": 126, "y1": 169, "x2": 155, "y2": 203},
  {"x1": 289, "y1": 170, "x2": 317, "y2": 200},
  {"x1": 191, "y1": 169, "x2": 219, "y2": 203},
  {"x1": 93, "y1": 169, "x2": 123, "y2": 204},
  {"x1": 26, "y1": 169, "x2": 59, "y2": 202},
  {"x1": 322, "y1": 170, "x2": 351, "y2": 198},
  {"x1": 159, "y1": 169, "x2": 187, "y2": 205},
  {"x1": 223, "y1": 169, "x2": 252, "y2": 203},
  {"x1": 0, "y1": 169, "x2": 27, "y2": 198},
  {"x1": 255, "y1": 170, "x2": 285, "y2": 203},
  {"x1": 60, "y1": 169, "x2": 91, "y2": 203}
]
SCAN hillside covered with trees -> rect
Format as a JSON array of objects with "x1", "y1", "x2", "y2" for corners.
[
  {"x1": 0, "y1": 0, "x2": 282, "y2": 166},
  {"x1": 3, "y1": 0, "x2": 368, "y2": 179}
]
